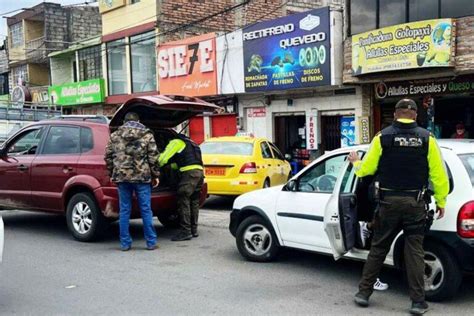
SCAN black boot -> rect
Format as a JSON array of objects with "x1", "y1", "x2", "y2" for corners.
[
  {"x1": 171, "y1": 231, "x2": 193, "y2": 241},
  {"x1": 409, "y1": 301, "x2": 429, "y2": 315},
  {"x1": 354, "y1": 292, "x2": 370, "y2": 307},
  {"x1": 192, "y1": 230, "x2": 199, "y2": 238}
]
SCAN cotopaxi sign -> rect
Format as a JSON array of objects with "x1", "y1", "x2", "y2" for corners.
[
  {"x1": 352, "y1": 19, "x2": 455, "y2": 75},
  {"x1": 375, "y1": 76, "x2": 474, "y2": 99},
  {"x1": 49, "y1": 79, "x2": 105, "y2": 106}
]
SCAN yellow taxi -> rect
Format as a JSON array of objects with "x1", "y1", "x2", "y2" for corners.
[{"x1": 200, "y1": 135, "x2": 292, "y2": 196}]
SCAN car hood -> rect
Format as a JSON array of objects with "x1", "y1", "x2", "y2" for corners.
[
  {"x1": 109, "y1": 95, "x2": 222, "y2": 130},
  {"x1": 233, "y1": 185, "x2": 284, "y2": 210}
]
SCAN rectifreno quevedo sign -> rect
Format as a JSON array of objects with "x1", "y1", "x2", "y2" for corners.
[{"x1": 242, "y1": 7, "x2": 331, "y2": 92}]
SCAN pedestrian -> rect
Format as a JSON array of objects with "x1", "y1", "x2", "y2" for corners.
[
  {"x1": 158, "y1": 135, "x2": 204, "y2": 241},
  {"x1": 348, "y1": 99, "x2": 449, "y2": 315},
  {"x1": 451, "y1": 122, "x2": 470, "y2": 139},
  {"x1": 105, "y1": 112, "x2": 160, "y2": 251}
]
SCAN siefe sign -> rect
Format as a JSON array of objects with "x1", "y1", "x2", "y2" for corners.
[{"x1": 158, "y1": 33, "x2": 217, "y2": 97}]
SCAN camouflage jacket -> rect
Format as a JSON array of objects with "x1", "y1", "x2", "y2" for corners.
[{"x1": 104, "y1": 121, "x2": 160, "y2": 183}]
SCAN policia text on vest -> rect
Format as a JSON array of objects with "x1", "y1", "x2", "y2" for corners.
[
  {"x1": 349, "y1": 99, "x2": 449, "y2": 315},
  {"x1": 158, "y1": 136, "x2": 205, "y2": 242}
]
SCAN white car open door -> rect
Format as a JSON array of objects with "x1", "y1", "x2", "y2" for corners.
[{"x1": 324, "y1": 159, "x2": 358, "y2": 260}]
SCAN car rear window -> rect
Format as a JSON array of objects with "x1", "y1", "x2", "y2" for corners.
[
  {"x1": 200, "y1": 141, "x2": 254, "y2": 156},
  {"x1": 459, "y1": 154, "x2": 474, "y2": 186}
]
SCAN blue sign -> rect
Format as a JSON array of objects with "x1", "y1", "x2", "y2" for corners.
[
  {"x1": 341, "y1": 116, "x2": 356, "y2": 147},
  {"x1": 242, "y1": 7, "x2": 331, "y2": 92}
]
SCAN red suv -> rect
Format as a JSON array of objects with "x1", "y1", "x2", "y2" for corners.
[{"x1": 0, "y1": 95, "x2": 219, "y2": 241}]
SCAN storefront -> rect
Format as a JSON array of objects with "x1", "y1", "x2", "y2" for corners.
[
  {"x1": 236, "y1": 7, "x2": 365, "y2": 170},
  {"x1": 374, "y1": 77, "x2": 474, "y2": 137},
  {"x1": 343, "y1": 16, "x2": 474, "y2": 138}
]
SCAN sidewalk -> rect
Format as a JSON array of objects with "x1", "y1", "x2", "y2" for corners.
[{"x1": 199, "y1": 210, "x2": 229, "y2": 229}]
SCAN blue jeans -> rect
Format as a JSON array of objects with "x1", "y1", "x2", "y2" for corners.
[{"x1": 118, "y1": 183, "x2": 157, "y2": 248}]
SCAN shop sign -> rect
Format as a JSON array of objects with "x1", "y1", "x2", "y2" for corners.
[
  {"x1": 341, "y1": 116, "x2": 356, "y2": 147},
  {"x1": 352, "y1": 19, "x2": 454, "y2": 75},
  {"x1": 99, "y1": 0, "x2": 125, "y2": 13},
  {"x1": 48, "y1": 79, "x2": 105, "y2": 106},
  {"x1": 247, "y1": 107, "x2": 266, "y2": 118},
  {"x1": 29, "y1": 87, "x2": 49, "y2": 104},
  {"x1": 358, "y1": 116, "x2": 371, "y2": 144},
  {"x1": 10, "y1": 86, "x2": 31, "y2": 110},
  {"x1": 306, "y1": 110, "x2": 319, "y2": 150},
  {"x1": 375, "y1": 76, "x2": 474, "y2": 99},
  {"x1": 158, "y1": 33, "x2": 217, "y2": 97},
  {"x1": 242, "y1": 7, "x2": 331, "y2": 92}
]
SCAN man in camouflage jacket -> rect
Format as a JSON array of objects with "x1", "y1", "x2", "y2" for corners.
[{"x1": 105, "y1": 112, "x2": 160, "y2": 251}]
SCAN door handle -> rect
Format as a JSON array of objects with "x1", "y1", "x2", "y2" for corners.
[{"x1": 17, "y1": 164, "x2": 28, "y2": 171}]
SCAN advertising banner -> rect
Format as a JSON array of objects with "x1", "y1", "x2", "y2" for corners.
[
  {"x1": 158, "y1": 33, "x2": 217, "y2": 97},
  {"x1": 358, "y1": 116, "x2": 370, "y2": 144},
  {"x1": 374, "y1": 75, "x2": 474, "y2": 99},
  {"x1": 352, "y1": 19, "x2": 454, "y2": 75},
  {"x1": 242, "y1": 7, "x2": 331, "y2": 92},
  {"x1": 48, "y1": 79, "x2": 105, "y2": 106},
  {"x1": 306, "y1": 110, "x2": 319, "y2": 150},
  {"x1": 341, "y1": 116, "x2": 355, "y2": 147}
]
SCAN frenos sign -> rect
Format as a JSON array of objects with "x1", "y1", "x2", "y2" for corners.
[
  {"x1": 158, "y1": 33, "x2": 217, "y2": 97},
  {"x1": 242, "y1": 7, "x2": 331, "y2": 92}
]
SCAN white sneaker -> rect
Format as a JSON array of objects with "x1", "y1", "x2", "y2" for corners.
[
  {"x1": 373, "y1": 278, "x2": 389, "y2": 291},
  {"x1": 359, "y1": 222, "x2": 371, "y2": 248}
]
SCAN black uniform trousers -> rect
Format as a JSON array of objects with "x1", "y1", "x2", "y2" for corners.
[
  {"x1": 177, "y1": 169, "x2": 204, "y2": 234},
  {"x1": 359, "y1": 195, "x2": 426, "y2": 302}
]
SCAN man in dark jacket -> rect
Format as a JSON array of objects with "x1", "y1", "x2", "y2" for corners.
[
  {"x1": 158, "y1": 135, "x2": 204, "y2": 241},
  {"x1": 105, "y1": 112, "x2": 160, "y2": 251}
]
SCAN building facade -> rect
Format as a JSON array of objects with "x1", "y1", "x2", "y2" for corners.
[{"x1": 345, "y1": 0, "x2": 474, "y2": 139}]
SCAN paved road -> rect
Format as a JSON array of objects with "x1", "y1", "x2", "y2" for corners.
[{"x1": 1, "y1": 207, "x2": 473, "y2": 315}]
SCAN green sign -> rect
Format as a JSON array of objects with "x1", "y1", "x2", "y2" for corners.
[{"x1": 49, "y1": 79, "x2": 105, "y2": 106}]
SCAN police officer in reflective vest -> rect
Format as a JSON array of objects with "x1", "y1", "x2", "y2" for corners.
[
  {"x1": 158, "y1": 135, "x2": 204, "y2": 241},
  {"x1": 348, "y1": 99, "x2": 449, "y2": 315}
]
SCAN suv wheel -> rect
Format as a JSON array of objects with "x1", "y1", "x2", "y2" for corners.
[
  {"x1": 424, "y1": 241, "x2": 462, "y2": 302},
  {"x1": 157, "y1": 212, "x2": 180, "y2": 228},
  {"x1": 66, "y1": 192, "x2": 107, "y2": 242},
  {"x1": 236, "y1": 215, "x2": 279, "y2": 262}
]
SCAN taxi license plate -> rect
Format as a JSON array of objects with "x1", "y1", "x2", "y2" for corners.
[{"x1": 205, "y1": 167, "x2": 226, "y2": 176}]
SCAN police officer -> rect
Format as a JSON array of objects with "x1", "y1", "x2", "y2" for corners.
[
  {"x1": 348, "y1": 99, "x2": 449, "y2": 315},
  {"x1": 158, "y1": 135, "x2": 204, "y2": 241}
]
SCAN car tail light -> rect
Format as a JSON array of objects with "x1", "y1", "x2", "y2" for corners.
[
  {"x1": 240, "y1": 162, "x2": 257, "y2": 174},
  {"x1": 458, "y1": 201, "x2": 474, "y2": 238}
]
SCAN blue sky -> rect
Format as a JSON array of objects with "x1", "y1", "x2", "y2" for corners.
[{"x1": 0, "y1": 0, "x2": 97, "y2": 41}]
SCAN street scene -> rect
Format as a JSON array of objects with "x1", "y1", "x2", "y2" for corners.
[{"x1": 1, "y1": 0, "x2": 474, "y2": 315}]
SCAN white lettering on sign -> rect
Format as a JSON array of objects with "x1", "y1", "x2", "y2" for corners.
[
  {"x1": 306, "y1": 112, "x2": 318, "y2": 150},
  {"x1": 158, "y1": 39, "x2": 214, "y2": 79},
  {"x1": 243, "y1": 23, "x2": 295, "y2": 41},
  {"x1": 280, "y1": 32, "x2": 326, "y2": 49}
]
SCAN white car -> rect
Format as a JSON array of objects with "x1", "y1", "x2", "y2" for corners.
[
  {"x1": 0, "y1": 216, "x2": 3, "y2": 263},
  {"x1": 230, "y1": 140, "x2": 474, "y2": 302}
]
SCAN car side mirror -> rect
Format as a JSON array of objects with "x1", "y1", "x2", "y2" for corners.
[
  {"x1": 285, "y1": 179, "x2": 298, "y2": 192},
  {"x1": 0, "y1": 147, "x2": 6, "y2": 158}
]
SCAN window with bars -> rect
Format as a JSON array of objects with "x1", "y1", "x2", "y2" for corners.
[
  {"x1": 12, "y1": 65, "x2": 28, "y2": 86},
  {"x1": 10, "y1": 23, "x2": 24, "y2": 48},
  {"x1": 78, "y1": 45, "x2": 102, "y2": 82}
]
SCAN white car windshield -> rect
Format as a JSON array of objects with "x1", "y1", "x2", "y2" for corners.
[{"x1": 201, "y1": 142, "x2": 254, "y2": 156}]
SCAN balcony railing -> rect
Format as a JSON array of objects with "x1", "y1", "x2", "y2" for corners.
[{"x1": 25, "y1": 36, "x2": 47, "y2": 61}]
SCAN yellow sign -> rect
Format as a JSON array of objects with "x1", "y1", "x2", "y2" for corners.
[
  {"x1": 352, "y1": 19, "x2": 455, "y2": 75},
  {"x1": 99, "y1": 0, "x2": 126, "y2": 13}
]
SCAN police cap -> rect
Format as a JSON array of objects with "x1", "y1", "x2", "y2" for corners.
[
  {"x1": 395, "y1": 99, "x2": 418, "y2": 111},
  {"x1": 124, "y1": 112, "x2": 140, "y2": 122}
]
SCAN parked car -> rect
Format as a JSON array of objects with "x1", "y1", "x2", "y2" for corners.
[
  {"x1": 230, "y1": 139, "x2": 474, "y2": 302},
  {"x1": 201, "y1": 136, "x2": 292, "y2": 195},
  {"x1": 0, "y1": 95, "x2": 220, "y2": 242}
]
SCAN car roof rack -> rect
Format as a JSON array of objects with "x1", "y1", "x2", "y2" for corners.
[{"x1": 50, "y1": 115, "x2": 109, "y2": 124}]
